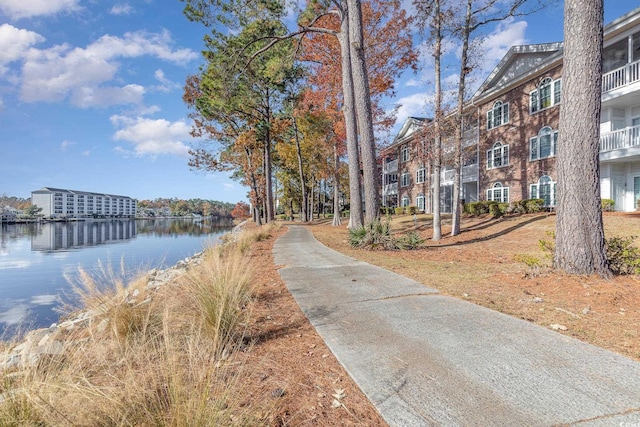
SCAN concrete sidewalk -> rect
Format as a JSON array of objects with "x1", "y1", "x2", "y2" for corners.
[{"x1": 273, "y1": 225, "x2": 640, "y2": 427}]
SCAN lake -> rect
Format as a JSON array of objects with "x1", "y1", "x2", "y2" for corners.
[{"x1": 0, "y1": 218, "x2": 234, "y2": 338}]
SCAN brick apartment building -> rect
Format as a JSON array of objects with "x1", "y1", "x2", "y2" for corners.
[{"x1": 381, "y1": 7, "x2": 640, "y2": 213}]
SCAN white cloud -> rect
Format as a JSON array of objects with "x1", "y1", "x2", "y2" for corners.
[
  {"x1": 0, "y1": 24, "x2": 44, "y2": 75},
  {"x1": 0, "y1": 0, "x2": 80, "y2": 19},
  {"x1": 60, "y1": 140, "x2": 74, "y2": 151},
  {"x1": 151, "y1": 69, "x2": 180, "y2": 93},
  {"x1": 18, "y1": 30, "x2": 197, "y2": 107},
  {"x1": 70, "y1": 84, "x2": 145, "y2": 108},
  {"x1": 111, "y1": 115, "x2": 192, "y2": 157},
  {"x1": 478, "y1": 18, "x2": 528, "y2": 73},
  {"x1": 393, "y1": 92, "x2": 432, "y2": 126},
  {"x1": 110, "y1": 4, "x2": 133, "y2": 15}
]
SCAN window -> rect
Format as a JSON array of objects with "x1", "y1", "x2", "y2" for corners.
[
  {"x1": 401, "y1": 172, "x2": 410, "y2": 187},
  {"x1": 530, "y1": 126, "x2": 558, "y2": 161},
  {"x1": 487, "y1": 182, "x2": 509, "y2": 203},
  {"x1": 401, "y1": 144, "x2": 410, "y2": 162},
  {"x1": 416, "y1": 193, "x2": 426, "y2": 212},
  {"x1": 486, "y1": 142, "x2": 509, "y2": 169},
  {"x1": 401, "y1": 195, "x2": 410, "y2": 207},
  {"x1": 416, "y1": 167, "x2": 426, "y2": 184},
  {"x1": 530, "y1": 77, "x2": 562, "y2": 113},
  {"x1": 487, "y1": 101, "x2": 509, "y2": 129},
  {"x1": 530, "y1": 176, "x2": 556, "y2": 207}
]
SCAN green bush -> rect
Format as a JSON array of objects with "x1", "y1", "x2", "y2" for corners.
[
  {"x1": 394, "y1": 207, "x2": 405, "y2": 215},
  {"x1": 395, "y1": 231, "x2": 425, "y2": 250},
  {"x1": 488, "y1": 202, "x2": 502, "y2": 218},
  {"x1": 606, "y1": 236, "x2": 640, "y2": 275},
  {"x1": 525, "y1": 199, "x2": 544, "y2": 213},
  {"x1": 601, "y1": 199, "x2": 615, "y2": 212},
  {"x1": 466, "y1": 201, "x2": 486, "y2": 216},
  {"x1": 407, "y1": 206, "x2": 418, "y2": 215},
  {"x1": 348, "y1": 219, "x2": 395, "y2": 250},
  {"x1": 379, "y1": 207, "x2": 394, "y2": 215}
]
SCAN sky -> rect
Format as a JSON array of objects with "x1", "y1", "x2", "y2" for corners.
[{"x1": 0, "y1": 1, "x2": 637, "y2": 203}]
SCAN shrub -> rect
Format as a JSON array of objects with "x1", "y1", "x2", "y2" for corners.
[
  {"x1": 407, "y1": 206, "x2": 418, "y2": 215},
  {"x1": 396, "y1": 231, "x2": 425, "y2": 250},
  {"x1": 488, "y1": 202, "x2": 500, "y2": 218},
  {"x1": 348, "y1": 219, "x2": 395, "y2": 250},
  {"x1": 394, "y1": 207, "x2": 405, "y2": 215},
  {"x1": 525, "y1": 199, "x2": 544, "y2": 213},
  {"x1": 601, "y1": 199, "x2": 615, "y2": 212},
  {"x1": 380, "y1": 207, "x2": 394, "y2": 215},
  {"x1": 605, "y1": 236, "x2": 640, "y2": 275}
]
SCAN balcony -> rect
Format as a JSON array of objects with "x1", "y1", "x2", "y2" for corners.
[
  {"x1": 440, "y1": 164, "x2": 479, "y2": 185},
  {"x1": 602, "y1": 60, "x2": 640, "y2": 94},
  {"x1": 383, "y1": 182, "x2": 398, "y2": 196},
  {"x1": 600, "y1": 124, "x2": 640, "y2": 153},
  {"x1": 383, "y1": 159, "x2": 398, "y2": 173}
]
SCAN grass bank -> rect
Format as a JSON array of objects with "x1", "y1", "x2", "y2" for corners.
[{"x1": 0, "y1": 222, "x2": 281, "y2": 426}]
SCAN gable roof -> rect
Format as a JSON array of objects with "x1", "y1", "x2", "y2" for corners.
[
  {"x1": 391, "y1": 117, "x2": 430, "y2": 146},
  {"x1": 473, "y1": 42, "x2": 563, "y2": 103}
]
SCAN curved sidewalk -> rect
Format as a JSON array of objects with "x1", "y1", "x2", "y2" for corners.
[{"x1": 273, "y1": 225, "x2": 640, "y2": 426}]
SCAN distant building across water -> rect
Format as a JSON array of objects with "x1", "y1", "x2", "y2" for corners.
[{"x1": 31, "y1": 187, "x2": 137, "y2": 219}]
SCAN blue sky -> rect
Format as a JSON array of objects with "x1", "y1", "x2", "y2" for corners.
[{"x1": 0, "y1": 1, "x2": 637, "y2": 203}]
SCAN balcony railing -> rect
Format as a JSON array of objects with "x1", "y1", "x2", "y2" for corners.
[
  {"x1": 600, "y1": 124, "x2": 640, "y2": 152},
  {"x1": 439, "y1": 164, "x2": 479, "y2": 184},
  {"x1": 602, "y1": 60, "x2": 640, "y2": 94},
  {"x1": 383, "y1": 159, "x2": 398, "y2": 173},
  {"x1": 383, "y1": 182, "x2": 398, "y2": 196}
]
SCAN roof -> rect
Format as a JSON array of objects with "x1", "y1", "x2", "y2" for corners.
[
  {"x1": 473, "y1": 42, "x2": 563, "y2": 103},
  {"x1": 31, "y1": 187, "x2": 135, "y2": 200}
]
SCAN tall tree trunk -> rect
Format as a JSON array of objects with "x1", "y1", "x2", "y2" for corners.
[
  {"x1": 432, "y1": 0, "x2": 443, "y2": 241},
  {"x1": 333, "y1": 143, "x2": 343, "y2": 226},
  {"x1": 292, "y1": 113, "x2": 308, "y2": 222},
  {"x1": 451, "y1": 0, "x2": 472, "y2": 237},
  {"x1": 245, "y1": 147, "x2": 262, "y2": 226},
  {"x1": 264, "y1": 96, "x2": 274, "y2": 223},
  {"x1": 348, "y1": 0, "x2": 380, "y2": 224},
  {"x1": 338, "y1": 4, "x2": 363, "y2": 229},
  {"x1": 555, "y1": 0, "x2": 610, "y2": 276}
]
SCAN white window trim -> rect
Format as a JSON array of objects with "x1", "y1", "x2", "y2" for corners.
[
  {"x1": 486, "y1": 142, "x2": 509, "y2": 169},
  {"x1": 401, "y1": 144, "x2": 410, "y2": 162},
  {"x1": 487, "y1": 101, "x2": 509, "y2": 130},
  {"x1": 416, "y1": 193, "x2": 426, "y2": 212},
  {"x1": 530, "y1": 176, "x2": 557, "y2": 207},
  {"x1": 401, "y1": 172, "x2": 410, "y2": 187},
  {"x1": 487, "y1": 182, "x2": 509, "y2": 203},
  {"x1": 530, "y1": 77, "x2": 562, "y2": 114},
  {"x1": 529, "y1": 126, "x2": 558, "y2": 161},
  {"x1": 401, "y1": 195, "x2": 411, "y2": 207},
  {"x1": 416, "y1": 167, "x2": 426, "y2": 184}
]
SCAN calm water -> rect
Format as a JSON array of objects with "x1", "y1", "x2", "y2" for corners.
[{"x1": 0, "y1": 218, "x2": 233, "y2": 338}]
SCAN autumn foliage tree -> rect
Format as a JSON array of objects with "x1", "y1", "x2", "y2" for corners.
[
  {"x1": 230, "y1": 201, "x2": 251, "y2": 220},
  {"x1": 298, "y1": 0, "x2": 417, "y2": 225}
]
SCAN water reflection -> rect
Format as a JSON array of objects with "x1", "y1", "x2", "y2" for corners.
[
  {"x1": 31, "y1": 220, "x2": 137, "y2": 252},
  {"x1": 0, "y1": 218, "x2": 233, "y2": 337}
]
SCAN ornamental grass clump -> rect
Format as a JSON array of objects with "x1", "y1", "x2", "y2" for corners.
[
  {"x1": 0, "y1": 226, "x2": 274, "y2": 426},
  {"x1": 180, "y1": 244, "x2": 254, "y2": 360}
]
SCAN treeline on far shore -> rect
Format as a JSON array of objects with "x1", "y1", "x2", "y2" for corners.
[{"x1": 136, "y1": 198, "x2": 236, "y2": 218}]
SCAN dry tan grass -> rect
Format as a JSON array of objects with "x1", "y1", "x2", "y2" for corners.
[{"x1": 0, "y1": 225, "x2": 280, "y2": 426}]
